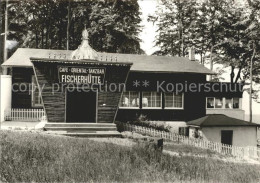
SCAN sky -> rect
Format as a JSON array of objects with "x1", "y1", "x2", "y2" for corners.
[{"x1": 138, "y1": 0, "x2": 159, "y2": 55}]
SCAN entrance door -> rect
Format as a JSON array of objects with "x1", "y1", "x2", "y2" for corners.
[
  {"x1": 221, "y1": 130, "x2": 233, "y2": 145},
  {"x1": 66, "y1": 90, "x2": 97, "y2": 123}
]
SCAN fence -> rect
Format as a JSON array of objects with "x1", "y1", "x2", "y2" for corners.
[
  {"x1": 4, "y1": 108, "x2": 46, "y2": 122},
  {"x1": 121, "y1": 123, "x2": 260, "y2": 160}
]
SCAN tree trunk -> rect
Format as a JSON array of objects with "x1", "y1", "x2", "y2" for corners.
[
  {"x1": 46, "y1": 16, "x2": 51, "y2": 49},
  {"x1": 230, "y1": 65, "x2": 235, "y2": 84},
  {"x1": 249, "y1": 44, "x2": 256, "y2": 123},
  {"x1": 3, "y1": 0, "x2": 8, "y2": 65},
  {"x1": 41, "y1": 28, "x2": 44, "y2": 49},
  {"x1": 58, "y1": 20, "x2": 62, "y2": 49},
  {"x1": 181, "y1": 27, "x2": 184, "y2": 57},
  {"x1": 66, "y1": 0, "x2": 71, "y2": 50},
  {"x1": 200, "y1": 52, "x2": 204, "y2": 65},
  {"x1": 35, "y1": 29, "x2": 39, "y2": 48},
  {"x1": 72, "y1": 20, "x2": 75, "y2": 49},
  {"x1": 209, "y1": 46, "x2": 214, "y2": 81},
  {"x1": 178, "y1": 18, "x2": 182, "y2": 57},
  {"x1": 45, "y1": 24, "x2": 48, "y2": 49},
  {"x1": 234, "y1": 66, "x2": 242, "y2": 83}
]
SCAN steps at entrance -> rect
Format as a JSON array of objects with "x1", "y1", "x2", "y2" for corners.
[
  {"x1": 45, "y1": 123, "x2": 116, "y2": 128},
  {"x1": 65, "y1": 131, "x2": 122, "y2": 138},
  {"x1": 44, "y1": 123, "x2": 117, "y2": 132},
  {"x1": 44, "y1": 123, "x2": 121, "y2": 138}
]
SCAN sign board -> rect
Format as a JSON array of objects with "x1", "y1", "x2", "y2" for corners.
[{"x1": 58, "y1": 66, "x2": 106, "y2": 84}]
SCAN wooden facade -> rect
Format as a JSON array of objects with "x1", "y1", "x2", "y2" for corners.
[
  {"x1": 31, "y1": 58, "x2": 132, "y2": 123},
  {"x1": 116, "y1": 72, "x2": 206, "y2": 121},
  {"x1": 9, "y1": 60, "x2": 243, "y2": 123}
]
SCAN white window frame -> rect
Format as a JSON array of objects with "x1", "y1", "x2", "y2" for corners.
[
  {"x1": 232, "y1": 97, "x2": 240, "y2": 109},
  {"x1": 142, "y1": 92, "x2": 162, "y2": 109},
  {"x1": 225, "y1": 97, "x2": 233, "y2": 109},
  {"x1": 119, "y1": 91, "x2": 140, "y2": 109},
  {"x1": 164, "y1": 93, "x2": 184, "y2": 110},
  {"x1": 215, "y1": 97, "x2": 224, "y2": 109},
  {"x1": 31, "y1": 76, "x2": 43, "y2": 107},
  {"x1": 206, "y1": 97, "x2": 240, "y2": 109},
  {"x1": 206, "y1": 97, "x2": 215, "y2": 109}
]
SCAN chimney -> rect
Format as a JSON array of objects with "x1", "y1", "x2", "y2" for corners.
[{"x1": 189, "y1": 47, "x2": 195, "y2": 61}]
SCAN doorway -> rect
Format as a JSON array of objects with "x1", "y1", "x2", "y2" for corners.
[
  {"x1": 221, "y1": 130, "x2": 233, "y2": 145},
  {"x1": 66, "y1": 90, "x2": 97, "y2": 123}
]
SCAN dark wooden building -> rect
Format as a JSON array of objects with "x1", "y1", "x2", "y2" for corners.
[{"x1": 2, "y1": 29, "x2": 243, "y2": 125}]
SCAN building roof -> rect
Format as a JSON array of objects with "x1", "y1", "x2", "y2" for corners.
[
  {"x1": 30, "y1": 57, "x2": 133, "y2": 67},
  {"x1": 187, "y1": 114, "x2": 260, "y2": 127},
  {"x1": 2, "y1": 48, "x2": 215, "y2": 74}
]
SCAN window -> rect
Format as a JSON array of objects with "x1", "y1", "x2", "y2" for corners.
[
  {"x1": 142, "y1": 92, "x2": 162, "y2": 108},
  {"x1": 179, "y1": 127, "x2": 189, "y2": 136},
  {"x1": 233, "y1": 98, "x2": 239, "y2": 109},
  {"x1": 221, "y1": 130, "x2": 233, "y2": 146},
  {"x1": 165, "y1": 93, "x2": 183, "y2": 109},
  {"x1": 207, "y1": 97, "x2": 240, "y2": 109},
  {"x1": 225, "y1": 98, "x2": 233, "y2": 109},
  {"x1": 215, "y1": 97, "x2": 223, "y2": 108},
  {"x1": 32, "y1": 76, "x2": 43, "y2": 107},
  {"x1": 206, "y1": 97, "x2": 214, "y2": 108},
  {"x1": 120, "y1": 91, "x2": 139, "y2": 108}
]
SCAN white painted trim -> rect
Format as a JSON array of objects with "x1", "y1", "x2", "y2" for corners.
[
  {"x1": 119, "y1": 107, "x2": 140, "y2": 109},
  {"x1": 164, "y1": 107, "x2": 184, "y2": 110},
  {"x1": 206, "y1": 97, "x2": 241, "y2": 109},
  {"x1": 142, "y1": 107, "x2": 162, "y2": 109}
]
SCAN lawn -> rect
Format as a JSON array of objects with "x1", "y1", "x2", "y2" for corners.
[{"x1": 1, "y1": 130, "x2": 260, "y2": 183}]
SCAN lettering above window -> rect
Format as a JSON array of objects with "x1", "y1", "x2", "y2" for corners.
[{"x1": 207, "y1": 97, "x2": 240, "y2": 109}]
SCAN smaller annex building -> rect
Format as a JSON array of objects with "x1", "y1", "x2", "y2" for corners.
[{"x1": 187, "y1": 114, "x2": 259, "y2": 147}]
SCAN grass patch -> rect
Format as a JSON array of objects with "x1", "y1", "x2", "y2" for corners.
[
  {"x1": 1, "y1": 130, "x2": 260, "y2": 183},
  {"x1": 164, "y1": 142, "x2": 226, "y2": 158}
]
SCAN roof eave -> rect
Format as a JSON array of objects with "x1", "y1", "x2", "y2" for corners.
[
  {"x1": 30, "y1": 57, "x2": 133, "y2": 66},
  {"x1": 187, "y1": 124, "x2": 201, "y2": 128},
  {"x1": 1, "y1": 64, "x2": 33, "y2": 68},
  {"x1": 200, "y1": 125, "x2": 260, "y2": 127},
  {"x1": 130, "y1": 70, "x2": 216, "y2": 75}
]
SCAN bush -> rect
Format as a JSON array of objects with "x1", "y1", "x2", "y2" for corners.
[
  {"x1": 126, "y1": 114, "x2": 172, "y2": 132},
  {"x1": 115, "y1": 121, "x2": 125, "y2": 132}
]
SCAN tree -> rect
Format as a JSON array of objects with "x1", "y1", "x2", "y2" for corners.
[
  {"x1": 148, "y1": 0, "x2": 197, "y2": 57},
  {"x1": 215, "y1": 0, "x2": 260, "y2": 84},
  {"x1": 0, "y1": 1, "x2": 4, "y2": 69},
  {"x1": 88, "y1": 0, "x2": 143, "y2": 54},
  {"x1": 191, "y1": 0, "x2": 228, "y2": 70},
  {"x1": 150, "y1": 0, "x2": 259, "y2": 84},
  {"x1": 0, "y1": 0, "x2": 143, "y2": 58}
]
